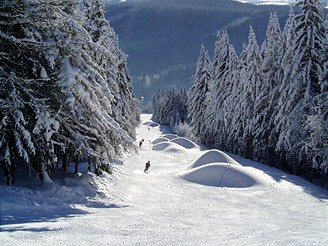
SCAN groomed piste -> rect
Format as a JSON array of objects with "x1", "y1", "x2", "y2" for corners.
[{"x1": 2, "y1": 114, "x2": 327, "y2": 246}]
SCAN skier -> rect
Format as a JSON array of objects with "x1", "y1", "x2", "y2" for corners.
[
  {"x1": 144, "y1": 161, "x2": 151, "y2": 173},
  {"x1": 139, "y1": 139, "x2": 144, "y2": 147}
]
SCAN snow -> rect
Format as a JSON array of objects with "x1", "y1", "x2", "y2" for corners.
[
  {"x1": 151, "y1": 137, "x2": 169, "y2": 144},
  {"x1": 184, "y1": 149, "x2": 242, "y2": 169},
  {"x1": 169, "y1": 137, "x2": 201, "y2": 150},
  {"x1": 179, "y1": 163, "x2": 273, "y2": 188},
  {"x1": 1, "y1": 114, "x2": 328, "y2": 245}
]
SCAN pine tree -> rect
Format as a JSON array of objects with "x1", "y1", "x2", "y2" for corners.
[
  {"x1": 115, "y1": 52, "x2": 141, "y2": 141},
  {"x1": 151, "y1": 86, "x2": 187, "y2": 131},
  {"x1": 0, "y1": 0, "x2": 60, "y2": 184},
  {"x1": 269, "y1": 8, "x2": 296, "y2": 168},
  {"x1": 206, "y1": 31, "x2": 238, "y2": 149},
  {"x1": 276, "y1": 0, "x2": 325, "y2": 174},
  {"x1": 304, "y1": 11, "x2": 328, "y2": 185},
  {"x1": 0, "y1": 0, "x2": 141, "y2": 183},
  {"x1": 253, "y1": 12, "x2": 282, "y2": 162},
  {"x1": 238, "y1": 26, "x2": 263, "y2": 158},
  {"x1": 82, "y1": 0, "x2": 140, "y2": 150},
  {"x1": 187, "y1": 45, "x2": 213, "y2": 142}
]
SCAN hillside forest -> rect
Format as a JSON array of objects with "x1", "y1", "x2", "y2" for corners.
[
  {"x1": 0, "y1": 0, "x2": 327, "y2": 189},
  {"x1": 151, "y1": 0, "x2": 328, "y2": 188}
]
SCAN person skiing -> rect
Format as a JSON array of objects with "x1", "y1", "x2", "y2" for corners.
[
  {"x1": 139, "y1": 139, "x2": 144, "y2": 147},
  {"x1": 144, "y1": 161, "x2": 150, "y2": 173}
]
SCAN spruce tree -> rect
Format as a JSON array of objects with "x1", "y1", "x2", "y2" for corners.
[
  {"x1": 207, "y1": 31, "x2": 238, "y2": 149},
  {"x1": 0, "y1": 0, "x2": 60, "y2": 183},
  {"x1": 276, "y1": 0, "x2": 325, "y2": 174},
  {"x1": 269, "y1": 8, "x2": 296, "y2": 168},
  {"x1": 238, "y1": 26, "x2": 263, "y2": 158},
  {"x1": 0, "y1": 0, "x2": 141, "y2": 183},
  {"x1": 253, "y1": 12, "x2": 282, "y2": 162},
  {"x1": 187, "y1": 45, "x2": 213, "y2": 143}
]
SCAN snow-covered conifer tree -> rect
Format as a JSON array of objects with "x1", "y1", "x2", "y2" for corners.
[
  {"x1": 253, "y1": 12, "x2": 282, "y2": 162},
  {"x1": 42, "y1": 0, "x2": 139, "y2": 173},
  {"x1": 276, "y1": 0, "x2": 325, "y2": 173},
  {"x1": 115, "y1": 52, "x2": 141, "y2": 140},
  {"x1": 238, "y1": 26, "x2": 263, "y2": 158},
  {"x1": 152, "y1": 86, "x2": 187, "y2": 132},
  {"x1": 269, "y1": 8, "x2": 296, "y2": 168},
  {"x1": 0, "y1": 0, "x2": 141, "y2": 183},
  {"x1": 0, "y1": 0, "x2": 60, "y2": 183},
  {"x1": 206, "y1": 31, "x2": 238, "y2": 148},
  {"x1": 304, "y1": 11, "x2": 328, "y2": 184},
  {"x1": 187, "y1": 45, "x2": 213, "y2": 142},
  {"x1": 82, "y1": 0, "x2": 140, "y2": 150}
]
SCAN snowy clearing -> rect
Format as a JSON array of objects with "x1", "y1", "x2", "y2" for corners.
[{"x1": 1, "y1": 114, "x2": 328, "y2": 245}]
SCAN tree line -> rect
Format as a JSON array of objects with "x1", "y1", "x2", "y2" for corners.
[
  {"x1": 153, "y1": 0, "x2": 328, "y2": 188},
  {"x1": 0, "y1": 0, "x2": 141, "y2": 185}
]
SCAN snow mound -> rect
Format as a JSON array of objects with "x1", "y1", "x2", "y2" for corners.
[
  {"x1": 161, "y1": 134, "x2": 179, "y2": 140},
  {"x1": 143, "y1": 121, "x2": 159, "y2": 127},
  {"x1": 152, "y1": 137, "x2": 169, "y2": 144},
  {"x1": 169, "y1": 137, "x2": 200, "y2": 149},
  {"x1": 179, "y1": 163, "x2": 269, "y2": 188},
  {"x1": 152, "y1": 142, "x2": 188, "y2": 154},
  {"x1": 185, "y1": 149, "x2": 241, "y2": 170}
]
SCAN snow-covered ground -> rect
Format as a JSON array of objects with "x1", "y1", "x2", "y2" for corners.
[{"x1": 1, "y1": 114, "x2": 327, "y2": 245}]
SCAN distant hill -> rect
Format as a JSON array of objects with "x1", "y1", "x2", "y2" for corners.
[{"x1": 105, "y1": 0, "x2": 291, "y2": 102}]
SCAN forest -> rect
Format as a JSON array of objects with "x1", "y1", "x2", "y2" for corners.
[
  {"x1": 152, "y1": 0, "x2": 328, "y2": 188},
  {"x1": 0, "y1": 0, "x2": 140, "y2": 185},
  {"x1": 1, "y1": 0, "x2": 327, "y2": 189},
  {"x1": 106, "y1": 0, "x2": 293, "y2": 102}
]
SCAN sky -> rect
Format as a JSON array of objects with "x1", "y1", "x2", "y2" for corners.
[{"x1": 1, "y1": 114, "x2": 328, "y2": 245}]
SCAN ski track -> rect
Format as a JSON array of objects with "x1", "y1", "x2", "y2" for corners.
[{"x1": 1, "y1": 114, "x2": 328, "y2": 245}]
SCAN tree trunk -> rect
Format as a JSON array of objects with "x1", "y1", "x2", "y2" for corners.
[
  {"x1": 74, "y1": 154, "x2": 79, "y2": 175},
  {"x1": 40, "y1": 162, "x2": 53, "y2": 184},
  {"x1": 62, "y1": 152, "x2": 68, "y2": 172},
  {"x1": 88, "y1": 156, "x2": 91, "y2": 172},
  {"x1": 9, "y1": 158, "x2": 16, "y2": 185}
]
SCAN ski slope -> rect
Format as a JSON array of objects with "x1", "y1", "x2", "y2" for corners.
[{"x1": 1, "y1": 114, "x2": 327, "y2": 245}]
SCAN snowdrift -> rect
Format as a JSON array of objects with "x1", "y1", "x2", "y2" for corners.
[
  {"x1": 179, "y1": 163, "x2": 270, "y2": 188},
  {"x1": 185, "y1": 149, "x2": 241, "y2": 170}
]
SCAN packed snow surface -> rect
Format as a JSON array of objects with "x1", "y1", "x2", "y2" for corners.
[{"x1": 1, "y1": 114, "x2": 328, "y2": 245}]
